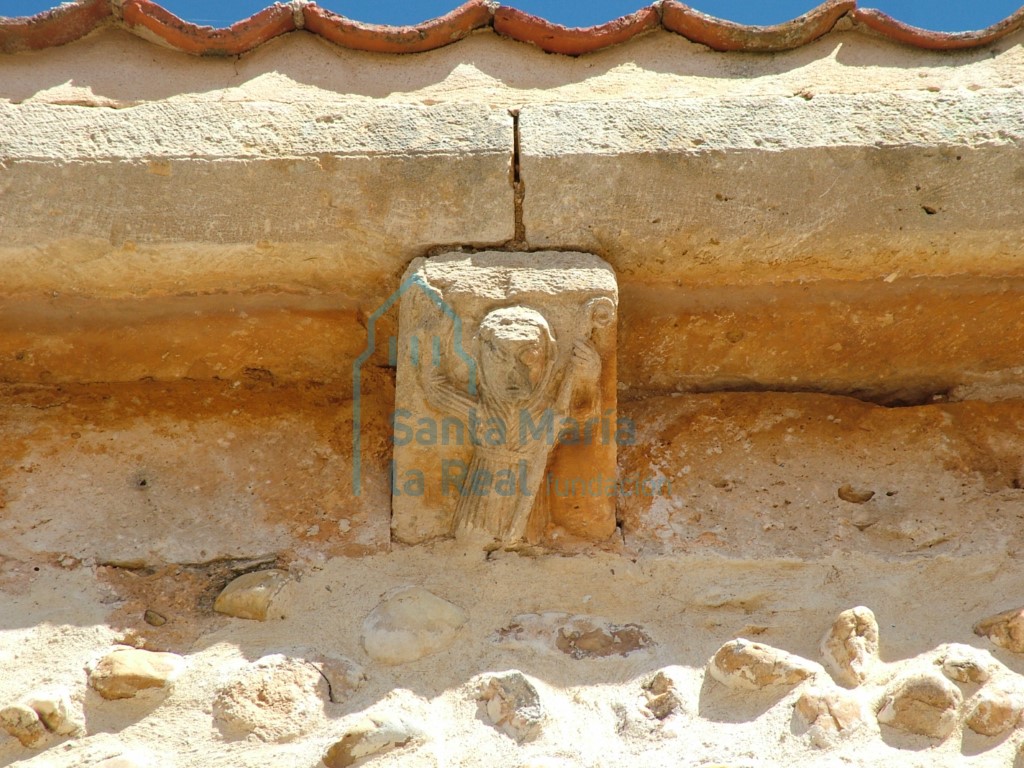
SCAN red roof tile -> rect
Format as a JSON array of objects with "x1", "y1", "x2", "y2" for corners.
[
  {"x1": 122, "y1": 0, "x2": 295, "y2": 56},
  {"x1": 302, "y1": 0, "x2": 491, "y2": 54},
  {"x1": 2, "y1": 1, "x2": 1022, "y2": 57},
  {"x1": 0, "y1": 0, "x2": 109, "y2": 54},
  {"x1": 493, "y1": 6, "x2": 660, "y2": 55},
  {"x1": 851, "y1": 6, "x2": 1024, "y2": 50},
  {"x1": 661, "y1": 0, "x2": 855, "y2": 52}
]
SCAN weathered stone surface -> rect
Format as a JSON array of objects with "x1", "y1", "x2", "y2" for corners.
[
  {"x1": 820, "y1": 606, "x2": 879, "y2": 688},
  {"x1": 361, "y1": 586, "x2": 468, "y2": 665},
  {"x1": 937, "y1": 644, "x2": 997, "y2": 684},
  {"x1": 493, "y1": 612, "x2": 653, "y2": 659},
  {"x1": 877, "y1": 670, "x2": 963, "y2": 740},
  {"x1": 0, "y1": 101, "x2": 512, "y2": 303},
  {"x1": 975, "y1": 607, "x2": 1024, "y2": 653},
  {"x1": 0, "y1": 689, "x2": 78, "y2": 747},
  {"x1": 393, "y1": 251, "x2": 618, "y2": 547},
  {"x1": 964, "y1": 683, "x2": 1023, "y2": 737},
  {"x1": 708, "y1": 639, "x2": 818, "y2": 691},
  {"x1": 619, "y1": 393, "x2": 1024, "y2": 559},
  {"x1": 88, "y1": 648, "x2": 185, "y2": 700},
  {"x1": 642, "y1": 670, "x2": 684, "y2": 720},
  {"x1": 315, "y1": 654, "x2": 367, "y2": 705},
  {"x1": 322, "y1": 714, "x2": 424, "y2": 768},
  {"x1": 521, "y1": 93, "x2": 1024, "y2": 289},
  {"x1": 0, "y1": 380, "x2": 392, "y2": 566},
  {"x1": 212, "y1": 654, "x2": 327, "y2": 742},
  {"x1": 478, "y1": 671, "x2": 544, "y2": 742},
  {"x1": 794, "y1": 685, "x2": 870, "y2": 747},
  {"x1": 0, "y1": 703, "x2": 47, "y2": 749},
  {"x1": 213, "y1": 569, "x2": 289, "y2": 621}
]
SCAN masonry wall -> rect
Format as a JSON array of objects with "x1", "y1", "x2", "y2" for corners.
[{"x1": 1, "y1": 21, "x2": 1023, "y2": 566}]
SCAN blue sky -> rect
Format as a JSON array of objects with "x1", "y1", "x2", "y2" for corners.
[{"x1": 3, "y1": 1, "x2": 1022, "y2": 32}]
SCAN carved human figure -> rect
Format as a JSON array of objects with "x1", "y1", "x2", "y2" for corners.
[{"x1": 421, "y1": 299, "x2": 610, "y2": 544}]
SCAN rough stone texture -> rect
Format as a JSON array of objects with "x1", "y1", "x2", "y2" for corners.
[
  {"x1": 876, "y1": 670, "x2": 963, "y2": 740},
  {"x1": 521, "y1": 92, "x2": 1024, "y2": 288},
  {"x1": 708, "y1": 639, "x2": 819, "y2": 691},
  {"x1": 0, "y1": 703, "x2": 47, "y2": 749},
  {"x1": 0, "y1": 688, "x2": 78, "y2": 748},
  {"x1": 212, "y1": 654, "x2": 328, "y2": 742},
  {"x1": 964, "y1": 683, "x2": 1024, "y2": 737},
  {"x1": 937, "y1": 644, "x2": 998, "y2": 685},
  {"x1": 392, "y1": 251, "x2": 618, "y2": 547},
  {"x1": 313, "y1": 654, "x2": 367, "y2": 705},
  {"x1": 0, "y1": 379, "x2": 392, "y2": 566},
  {"x1": 820, "y1": 607, "x2": 880, "y2": 688},
  {"x1": 794, "y1": 685, "x2": 870, "y2": 747},
  {"x1": 322, "y1": 714, "x2": 424, "y2": 768},
  {"x1": 213, "y1": 569, "x2": 289, "y2": 621},
  {"x1": 88, "y1": 648, "x2": 185, "y2": 700},
  {"x1": 492, "y1": 612, "x2": 653, "y2": 659},
  {"x1": 361, "y1": 586, "x2": 468, "y2": 665},
  {"x1": 975, "y1": 607, "x2": 1024, "y2": 653},
  {"x1": 0, "y1": 100, "x2": 512, "y2": 303},
  {"x1": 642, "y1": 669, "x2": 684, "y2": 720},
  {"x1": 478, "y1": 671, "x2": 545, "y2": 742},
  {"x1": 619, "y1": 393, "x2": 1024, "y2": 559}
]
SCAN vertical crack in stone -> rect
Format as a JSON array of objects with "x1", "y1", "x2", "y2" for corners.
[{"x1": 509, "y1": 108, "x2": 526, "y2": 244}]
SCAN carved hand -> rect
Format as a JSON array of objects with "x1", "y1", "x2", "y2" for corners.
[{"x1": 571, "y1": 339, "x2": 601, "y2": 382}]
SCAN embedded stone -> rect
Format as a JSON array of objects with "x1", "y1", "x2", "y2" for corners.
[
  {"x1": 213, "y1": 569, "x2": 289, "y2": 621},
  {"x1": 974, "y1": 607, "x2": 1024, "y2": 653},
  {"x1": 794, "y1": 685, "x2": 870, "y2": 747},
  {"x1": 820, "y1": 606, "x2": 879, "y2": 687},
  {"x1": 88, "y1": 648, "x2": 185, "y2": 700},
  {"x1": 478, "y1": 671, "x2": 545, "y2": 742},
  {"x1": 392, "y1": 251, "x2": 619, "y2": 547},
  {"x1": 937, "y1": 643, "x2": 997, "y2": 684},
  {"x1": 964, "y1": 683, "x2": 1023, "y2": 737},
  {"x1": 315, "y1": 654, "x2": 366, "y2": 705},
  {"x1": 492, "y1": 612, "x2": 653, "y2": 659},
  {"x1": 0, "y1": 703, "x2": 47, "y2": 748},
  {"x1": 877, "y1": 670, "x2": 963, "y2": 740},
  {"x1": 322, "y1": 714, "x2": 424, "y2": 768},
  {"x1": 642, "y1": 670, "x2": 684, "y2": 720},
  {"x1": 708, "y1": 639, "x2": 819, "y2": 691},
  {"x1": 361, "y1": 586, "x2": 468, "y2": 665}
]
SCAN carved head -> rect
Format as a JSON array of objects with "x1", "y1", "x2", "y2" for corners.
[{"x1": 477, "y1": 306, "x2": 555, "y2": 405}]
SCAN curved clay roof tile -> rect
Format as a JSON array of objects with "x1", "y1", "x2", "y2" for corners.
[
  {"x1": 3, "y1": 0, "x2": 1024, "y2": 56},
  {"x1": 121, "y1": 0, "x2": 295, "y2": 55},
  {"x1": 301, "y1": 0, "x2": 492, "y2": 54},
  {"x1": 661, "y1": 0, "x2": 856, "y2": 52},
  {"x1": 0, "y1": 0, "x2": 110, "y2": 54},
  {"x1": 492, "y1": 6, "x2": 661, "y2": 56},
  {"x1": 852, "y1": 6, "x2": 1024, "y2": 50}
]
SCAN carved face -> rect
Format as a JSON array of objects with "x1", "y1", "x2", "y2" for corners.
[{"x1": 478, "y1": 307, "x2": 554, "y2": 405}]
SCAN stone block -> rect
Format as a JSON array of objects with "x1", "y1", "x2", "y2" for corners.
[{"x1": 391, "y1": 251, "x2": 619, "y2": 547}]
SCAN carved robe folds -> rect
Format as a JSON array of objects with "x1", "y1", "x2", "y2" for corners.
[{"x1": 392, "y1": 251, "x2": 620, "y2": 547}]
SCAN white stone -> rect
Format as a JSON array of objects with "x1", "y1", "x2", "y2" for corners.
[{"x1": 361, "y1": 586, "x2": 468, "y2": 665}]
